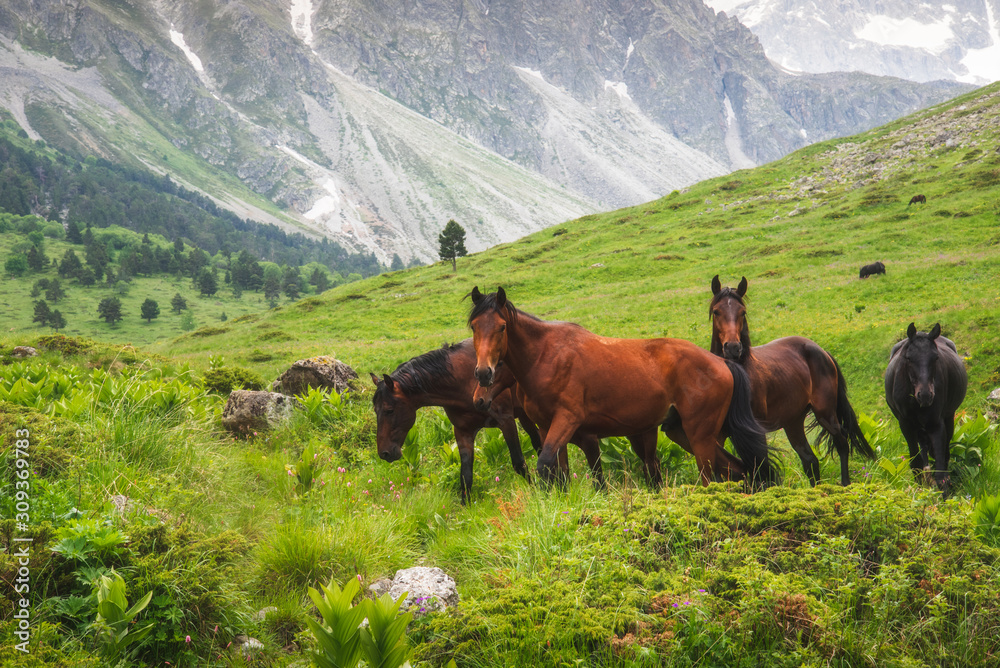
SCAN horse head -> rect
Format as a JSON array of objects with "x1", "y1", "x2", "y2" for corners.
[
  {"x1": 370, "y1": 372, "x2": 415, "y2": 462},
  {"x1": 468, "y1": 286, "x2": 510, "y2": 388},
  {"x1": 903, "y1": 322, "x2": 942, "y2": 408},
  {"x1": 709, "y1": 275, "x2": 750, "y2": 362}
]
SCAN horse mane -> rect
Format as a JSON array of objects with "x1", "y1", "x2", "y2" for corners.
[
  {"x1": 378, "y1": 342, "x2": 464, "y2": 399},
  {"x1": 709, "y1": 287, "x2": 753, "y2": 363}
]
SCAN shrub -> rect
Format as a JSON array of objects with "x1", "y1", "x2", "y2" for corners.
[{"x1": 202, "y1": 367, "x2": 266, "y2": 394}]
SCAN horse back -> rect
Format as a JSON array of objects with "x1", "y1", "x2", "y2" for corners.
[{"x1": 746, "y1": 336, "x2": 837, "y2": 419}]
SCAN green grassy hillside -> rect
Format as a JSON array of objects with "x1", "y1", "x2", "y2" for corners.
[
  {"x1": 155, "y1": 83, "x2": 1000, "y2": 417},
  {"x1": 1, "y1": 83, "x2": 999, "y2": 668}
]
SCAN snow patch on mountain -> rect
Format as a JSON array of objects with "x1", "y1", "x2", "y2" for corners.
[
  {"x1": 960, "y1": 0, "x2": 1000, "y2": 83},
  {"x1": 168, "y1": 28, "x2": 204, "y2": 72},
  {"x1": 290, "y1": 0, "x2": 315, "y2": 46},
  {"x1": 854, "y1": 15, "x2": 954, "y2": 53}
]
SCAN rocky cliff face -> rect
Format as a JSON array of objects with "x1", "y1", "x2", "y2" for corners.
[{"x1": 0, "y1": 0, "x2": 973, "y2": 263}]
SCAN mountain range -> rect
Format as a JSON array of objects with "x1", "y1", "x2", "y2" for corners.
[
  {"x1": 711, "y1": 0, "x2": 1000, "y2": 85},
  {"x1": 0, "y1": 0, "x2": 973, "y2": 263}
]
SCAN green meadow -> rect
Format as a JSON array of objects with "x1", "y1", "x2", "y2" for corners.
[{"x1": 1, "y1": 83, "x2": 999, "y2": 667}]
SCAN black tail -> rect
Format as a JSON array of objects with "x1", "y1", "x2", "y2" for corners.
[
  {"x1": 723, "y1": 360, "x2": 781, "y2": 489},
  {"x1": 816, "y1": 359, "x2": 876, "y2": 460}
]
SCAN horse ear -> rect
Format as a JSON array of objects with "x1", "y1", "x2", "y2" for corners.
[
  {"x1": 497, "y1": 286, "x2": 507, "y2": 309},
  {"x1": 382, "y1": 374, "x2": 395, "y2": 390},
  {"x1": 471, "y1": 286, "x2": 483, "y2": 305},
  {"x1": 369, "y1": 372, "x2": 381, "y2": 387},
  {"x1": 737, "y1": 277, "x2": 748, "y2": 298},
  {"x1": 929, "y1": 323, "x2": 941, "y2": 340},
  {"x1": 907, "y1": 322, "x2": 917, "y2": 340},
  {"x1": 711, "y1": 275, "x2": 721, "y2": 296}
]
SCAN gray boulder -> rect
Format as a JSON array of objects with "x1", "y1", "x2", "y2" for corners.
[
  {"x1": 13, "y1": 346, "x2": 38, "y2": 358},
  {"x1": 222, "y1": 390, "x2": 301, "y2": 435},
  {"x1": 370, "y1": 566, "x2": 459, "y2": 618},
  {"x1": 271, "y1": 356, "x2": 358, "y2": 395}
]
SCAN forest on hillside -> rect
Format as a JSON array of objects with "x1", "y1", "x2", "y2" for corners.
[{"x1": 0, "y1": 122, "x2": 384, "y2": 278}]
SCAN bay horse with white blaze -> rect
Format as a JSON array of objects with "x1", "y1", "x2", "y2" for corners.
[
  {"x1": 469, "y1": 287, "x2": 780, "y2": 489},
  {"x1": 885, "y1": 323, "x2": 967, "y2": 497},
  {"x1": 710, "y1": 275, "x2": 875, "y2": 485},
  {"x1": 371, "y1": 340, "x2": 542, "y2": 504}
]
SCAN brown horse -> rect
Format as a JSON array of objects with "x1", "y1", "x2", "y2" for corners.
[
  {"x1": 371, "y1": 340, "x2": 542, "y2": 503},
  {"x1": 469, "y1": 287, "x2": 779, "y2": 488},
  {"x1": 709, "y1": 275, "x2": 875, "y2": 486}
]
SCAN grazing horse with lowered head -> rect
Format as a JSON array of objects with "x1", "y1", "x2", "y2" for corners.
[
  {"x1": 710, "y1": 275, "x2": 875, "y2": 485},
  {"x1": 859, "y1": 261, "x2": 885, "y2": 279},
  {"x1": 885, "y1": 323, "x2": 967, "y2": 497},
  {"x1": 371, "y1": 340, "x2": 542, "y2": 504},
  {"x1": 908, "y1": 194, "x2": 927, "y2": 206},
  {"x1": 469, "y1": 287, "x2": 780, "y2": 489}
]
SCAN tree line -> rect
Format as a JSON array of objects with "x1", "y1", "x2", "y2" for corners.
[{"x1": 0, "y1": 134, "x2": 383, "y2": 277}]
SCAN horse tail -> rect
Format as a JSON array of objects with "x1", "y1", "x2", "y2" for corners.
[
  {"x1": 723, "y1": 360, "x2": 781, "y2": 489},
  {"x1": 815, "y1": 358, "x2": 876, "y2": 460}
]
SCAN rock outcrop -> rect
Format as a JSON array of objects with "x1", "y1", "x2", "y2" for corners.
[
  {"x1": 221, "y1": 390, "x2": 301, "y2": 436},
  {"x1": 271, "y1": 356, "x2": 358, "y2": 396}
]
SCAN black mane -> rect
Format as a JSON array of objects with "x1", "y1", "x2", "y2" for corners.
[{"x1": 376, "y1": 343, "x2": 463, "y2": 400}]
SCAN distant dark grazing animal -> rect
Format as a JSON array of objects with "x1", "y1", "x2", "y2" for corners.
[
  {"x1": 710, "y1": 275, "x2": 875, "y2": 486},
  {"x1": 371, "y1": 340, "x2": 542, "y2": 504},
  {"x1": 859, "y1": 261, "x2": 886, "y2": 278},
  {"x1": 908, "y1": 194, "x2": 926, "y2": 206},
  {"x1": 884, "y1": 323, "x2": 968, "y2": 498}
]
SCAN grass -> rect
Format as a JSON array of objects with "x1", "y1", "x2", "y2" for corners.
[{"x1": 2, "y1": 82, "x2": 1000, "y2": 667}]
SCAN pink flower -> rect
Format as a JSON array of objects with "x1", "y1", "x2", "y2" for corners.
[
  {"x1": 495, "y1": 476, "x2": 500, "y2": 482},
  {"x1": 185, "y1": 635, "x2": 191, "y2": 643}
]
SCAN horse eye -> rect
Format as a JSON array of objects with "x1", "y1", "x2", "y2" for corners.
[{"x1": 500, "y1": 324, "x2": 506, "y2": 333}]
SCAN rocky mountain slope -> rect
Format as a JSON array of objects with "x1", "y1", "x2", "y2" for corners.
[
  {"x1": 712, "y1": 0, "x2": 1000, "y2": 84},
  {"x1": 0, "y1": 0, "x2": 973, "y2": 263}
]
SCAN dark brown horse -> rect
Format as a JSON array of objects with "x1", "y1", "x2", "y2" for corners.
[
  {"x1": 371, "y1": 340, "x2": 542, "y2": 503},
  {"x1": 709, "y1": 276, "x2": 875, "y2": 486},
  {"x1": 469, "y1": 287, "x2": 779, "y2": 488},
  {"x1": 885, "y1": 323, "x2": 967, "y2": 497},
  {"x1": 908, "y1": 194, "x2": 926, "y2": 206}
]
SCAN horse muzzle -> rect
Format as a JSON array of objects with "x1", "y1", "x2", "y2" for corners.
[
  {"x1": 723, "y1": 341, "x2": 743, "y2": 360},
  {"x1": 474, "y1": 366, "x2": 495, "y2": 388},
  {"x1": 378, "y1": 449, "x2": 402, "y2": 463},
  {"x1": 914, "y1": 384, "x2": 935, "y2": 408},
  {"x1": 474, "y1": 396, "x2": 492, "y2": 411}
]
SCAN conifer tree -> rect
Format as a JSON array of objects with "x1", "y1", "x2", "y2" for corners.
[
  {"x1": 45, "y1": 279, "x2": 65, "y2": 303},
  {"x1": 97, "y1": 296, "x2": 124, "y2": 325},
  {"x1": 438, "y1": 219, "x2": 468, "y2": 271},
  {"x1": 171, "y1": 293, "x2": 187, "y2": 314},
  {"x1": 32, "y1": 299, "x2": 52, "y2": 326},
  {"x1": 140, "y1": 298, "x2": 160, "y2": 323}
]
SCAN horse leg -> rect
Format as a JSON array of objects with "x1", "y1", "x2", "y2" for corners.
[
  {"x1": 498, "y1": 417, "x2": 530, "y2": 481},
  {"x1": 536, "y1": 416, "x2": 580, "y2": 485},
  {"x1": 627, "y1": 431, "x2": 662, "y2": 488},
  {"x1": 517, "y1": 416, "x2": 543, "y2": 455},
  {"x1": 897, "y1": 418, "x2": 926, "y2": 483},
  {"x1": 931, "y1": 416, "x2": 953, "y2": 497},
  {"x1": 455, "y1": 428, "x2": 477, "y2": 505},
  {"x1": 783, "y1": 418, "x2": 821, "y2": 486},
  {"x1": 569, "y1": 434, "x2": 604, "y2": 490}
]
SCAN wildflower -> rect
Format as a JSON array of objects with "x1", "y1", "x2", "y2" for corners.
[
  {"x1": 572, "y1": 473, "x2": 577, "y2": 479},
  {"x1": 684, "y1": 601, "x2": 691, "y2": 605},
  {"x1": 368, "y1": 478, "x2": 373, "y2": 483},
  {"x1": 495, "y1": 476, "x2": 500, "y2": 482},
  {"x1": 698, "y1": 589, "x2": 706, "y2": 593},
  {"x1": 214, "y1": 625, "x2": 219, "y2": 633},
  {"x1": 672, "y1": 603, "x2": 678, "y2": 608},
  {"x1": 357, "y1": 574, "x2": 363, "y2": 582},
  {"x1": 186, "y1": 635, "x2": 192, "y2": 643},
  {"x1": 347, "y1": 482, "x2": 351, "y2": 487}
]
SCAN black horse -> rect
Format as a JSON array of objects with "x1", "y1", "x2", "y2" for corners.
[
  {"x1": 859, "y1": 261, "x2": 885, "y2": 278},
  {"x1": 371, "y1": 340, "x2": 541, "y2": 504},
  {"x1": 908, "y1": 194, "x2": 927, "y2": 206},
  {"x1": 885, "y1": 323, "x2": 967, "y2": 497}
]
